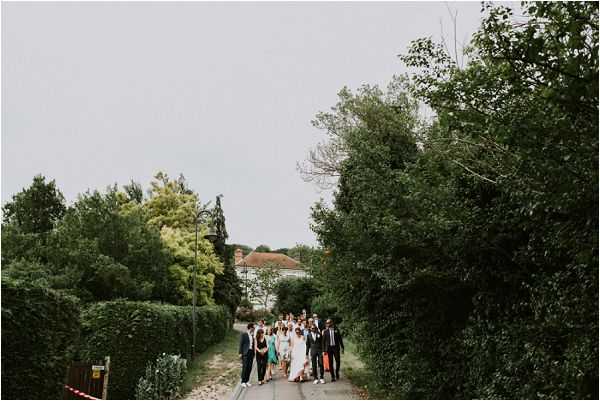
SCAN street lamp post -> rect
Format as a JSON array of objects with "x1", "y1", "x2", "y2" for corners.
[
  {"x1": 240, "y1": 260, "x2": 248, "y2": 299},
  {"x1": 192, "y1": 206, "x2": 218, "y2": 358}
]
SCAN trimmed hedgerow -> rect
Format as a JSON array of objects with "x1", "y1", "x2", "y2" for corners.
[
  {"x1": 79, "y1": 301, "x2": 229, "y2": 399},
  {"x1": 1, "y1": 279, "x2": 81, "y2": 399}
]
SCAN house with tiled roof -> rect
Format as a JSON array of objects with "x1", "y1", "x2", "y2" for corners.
[{"x1": 234, "y1": 248, "x2": 307, "y2": 308}]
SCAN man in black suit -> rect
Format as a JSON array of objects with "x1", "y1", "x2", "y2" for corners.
[
  {"x1": 312, "y1": 313, "x2": 324, "y2": 332},
  {"x1": 322, "y1": 319, "x2": 344, "y2": 382},
  {"x1": 306, "y1": 325, "x2": 325, "y2": 384},
  {"x1": 238, "y1": 323, "x2": 255, "y2": 387}
]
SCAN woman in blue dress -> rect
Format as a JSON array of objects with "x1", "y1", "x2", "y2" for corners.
[{"x1": 266, "y1": 327, "x2": 279, "y2": 381}]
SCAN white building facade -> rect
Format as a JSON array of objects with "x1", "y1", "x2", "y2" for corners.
[{"x1": 234, "y1": 249, "x2": 307, "y2": 309}]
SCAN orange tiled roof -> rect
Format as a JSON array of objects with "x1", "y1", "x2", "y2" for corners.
[{"x1": 236, "y1": 252, "x2": 301, "y2": 269}]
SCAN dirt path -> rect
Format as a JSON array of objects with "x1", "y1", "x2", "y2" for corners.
[
  {"x1": 182, "y1": 328, "x2": 242, "y2": 400},
  {"x1": 184, "y1": 353, "x2": 239, "y2": 400}
]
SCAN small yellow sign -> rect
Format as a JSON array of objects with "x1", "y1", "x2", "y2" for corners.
[{"x1": 92, "y1": 370, "x2": 101, "y2": 379}]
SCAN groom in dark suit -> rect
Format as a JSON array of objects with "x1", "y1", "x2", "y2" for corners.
[
  {"x1": 306, "y1": 325, "x2": 325, "y2": 384},
  {"x1": 322, "y1": 319, "x2": 344, "y2": 381},
  {"x1": 238, "y1": 323, "x2": 255, "y2": 387}
]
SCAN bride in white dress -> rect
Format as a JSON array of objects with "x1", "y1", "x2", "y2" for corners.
[{"x1": 288, "y1": 327, "x2": 307, "y2": 382}]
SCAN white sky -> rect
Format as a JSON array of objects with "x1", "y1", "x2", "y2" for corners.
[{"x1": 2, "y1": 1, "x2": 498, "y2": 248}]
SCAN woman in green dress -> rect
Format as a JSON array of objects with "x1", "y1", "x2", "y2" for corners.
[{"x1": 266, "y1": 327, "x2": 279, "y2": 381}]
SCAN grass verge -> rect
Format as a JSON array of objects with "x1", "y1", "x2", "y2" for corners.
[
  {"x1": 180, "y1": 328, "x2": 240, "y2": 397},
  {"x1": 343, "y1": 339, "x2": 390, "y2": 399}
]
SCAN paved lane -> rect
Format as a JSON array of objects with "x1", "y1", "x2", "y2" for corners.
[
  {"x1": 235, "y1": 360, "x2": 356, "y2": 400},
  {"x1": 231, "y1": 324, "x2": 357, "y2": 400}
]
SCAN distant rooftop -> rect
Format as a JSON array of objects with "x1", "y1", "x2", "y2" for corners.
[{"x1": 235, "y1": 250, "x2": 301, "y2": 269}]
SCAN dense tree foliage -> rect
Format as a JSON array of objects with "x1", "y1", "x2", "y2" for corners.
[
  {"x1": 274, "y1": 277, "x2": 320, "y2": 315},
  {"x1": 2, "y1": 172, "x2": 225, "y2": 306},
  {"x1": 144, "y1": 173, "x2": 222, "y2": 305},
  {"x1": 254, "y1": 244, "x2": 272, "y2": 253},
  {"x1": 308, "y1": 2, "x2": 597, "y2": 399},
  {"x1": 212, "y1": 196, "x2": 242, "y2": 318},
  {"x1": 2, "y1": 175, "x2": 66, "y2": 234},
  {"x1": 230, "y1": 243, "x2": 253, "y2": 256},
  {"x1": 247, "y1": 261, "x2": 281, "y2": 309}
]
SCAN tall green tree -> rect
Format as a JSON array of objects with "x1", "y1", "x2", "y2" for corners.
[
  {"x1": 212, "y1": 196, "x2": 242, "y2": 318},
  {"x1": 248, "y1": 262, "x2": 281, "y2": 309},
  {"x1": 308, "y1": 3, "x2": 597, "y2": 398},
  {"x1": 2, "y1": 175, "x2": 66, "y2": 234},
  {"x1": 254, "y1": 244, "x2": 271, "y2": 253},
  {"x1": 144, "y1": 172, "x2": 222, "y2": 305}
]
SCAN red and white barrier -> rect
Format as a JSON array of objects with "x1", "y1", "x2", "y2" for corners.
[{"x1": 64, "y1": 384, "x2": 99, "y2": 400}]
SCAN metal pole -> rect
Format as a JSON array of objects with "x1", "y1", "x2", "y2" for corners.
[
  {"x1": 244, "y1": 265, "x2": 248, "y2": 298},
  {"x1": 192, "y1": 214, "x2": 198, "y2": 357},
  {"x1": 102, "y1": 356, "x2": 110, "y2": 400}
]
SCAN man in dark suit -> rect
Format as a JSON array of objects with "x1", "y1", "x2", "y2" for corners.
[
  {"x1": 306, "y1": 325, "x2": 325, "y2": 384},
  {"x1": 238, "y1": 323, "x2": 255, "y2": 387},
  {"x1": 312, "y1": 313, "x2": 324, "y2": 332},
  {"x1": 322, "y1": 319, "x2": 344, "y2": 382}
]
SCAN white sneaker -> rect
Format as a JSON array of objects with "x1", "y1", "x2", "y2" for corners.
[
  {"x1": 241, "y1": 383, "x2": 247, "y2": 388},
  {"x1": 246, "y1": 383, "x2": 252, "y2": 387},
  {"x1": 313, "y1": 379, "x2": 319, "y2": 384},
  {"x1": 319, "y1": 379, "x2": 325, "y2": 384}
]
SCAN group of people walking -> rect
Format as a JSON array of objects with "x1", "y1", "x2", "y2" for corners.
[{"x1": 239, "y1": 312, "x2": 344, "y2": 388}]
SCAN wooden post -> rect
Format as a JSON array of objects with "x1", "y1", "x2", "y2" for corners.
[{"x1": 102, "y1": 356, "x2": 110, "y2": 400}]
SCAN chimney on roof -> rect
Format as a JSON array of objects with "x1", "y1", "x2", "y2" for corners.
[{"x1": 234, "y1": 248, "x2": 244, "y2": 265}]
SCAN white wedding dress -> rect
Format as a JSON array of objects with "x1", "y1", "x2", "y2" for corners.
[{"x1": 288, "y1": 334, "x2": 307, "y2": 381}]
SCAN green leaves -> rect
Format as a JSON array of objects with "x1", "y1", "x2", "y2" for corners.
[
  {"x1": 309, "y1": 2, "x2": 597, "y2": 399},
  {"x1": 1, "y1": 280, "x2": 80, "y2": 399},
  {"x1": 80, "y1": 301, "x2": 229, "y2": 399},
  {"x1": 274, "y1": 277, "x2": 319, "y2": 314},
  {"x1": 2, "y1": 175, "x2": 66, "y2": 234}
]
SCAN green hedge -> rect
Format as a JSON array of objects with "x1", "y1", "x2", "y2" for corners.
[
  {"x1": 79, "y1": 301, "x2": 229, "y2": 399},
  {"x1": 235, "y1": 307, "x2": 274, "y2": 323},
  {"x1": 1, "y1": 279, "x2": 80, "y2": 399}
]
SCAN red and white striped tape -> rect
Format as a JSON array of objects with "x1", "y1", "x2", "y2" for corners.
[{"x1": 64, "y1": 384, "x2": 100, "y2": 400}]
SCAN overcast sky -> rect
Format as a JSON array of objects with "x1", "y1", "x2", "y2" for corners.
[{"x1": 2, "y1": 1, "x2": 490, "y2": 249}]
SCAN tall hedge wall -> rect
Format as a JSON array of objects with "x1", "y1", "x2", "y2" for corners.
[
  {"x1": 79, "y1": 301, "x2": 229, "y2": 399},
  {"x1": 1, "y1": 279, "x2": 81, "y2": 399}
]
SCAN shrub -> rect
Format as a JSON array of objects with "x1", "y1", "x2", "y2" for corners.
[
  {"x1": 1, "y1": 279, "x2": 80, "y2": 399},
  {"x1": 238, "y1": 297, "x2": 253, "y2": 309},
  {"x1": 274, "y1": 277, "x2": 319, "y2": 315},
  {"x1": 135, "y1": 354, "x2": 187, "y2": 400},
  {"x1": 79, "y1": 301, "x2": 229, "y2": 399},
  {"x1": 235, "y1": 307, "x2": 274, "y2": 323},
  {"x1": 310, "y1": 294, "x2": 342, "y2": 326}
]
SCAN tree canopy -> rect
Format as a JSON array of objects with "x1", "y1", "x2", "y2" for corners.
[
  {"x1": 2, "y1": 172, "x2": 227, "y2": 306},
  {"x1": 307, "y1": 2, "x2": 598, "y2": 399}
]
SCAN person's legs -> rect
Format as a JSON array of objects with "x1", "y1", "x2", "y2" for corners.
[
  {"x1": 241, "y1": 353, "x2": 251, "y2": 383},
  {"x1": 246, "y1": 353, "x2": 254, "y2": 383},
  {"x1": 257, "y1": 357, "x2": 266, "y2": 382},
  {"x1": 311, "y1": 353, "x2": 319, "y2": 380},
  {"x1": 241, "y1": 354, "x2": 246, "y2": 383},
  {"x1": 317, "y1": 353, "x2": 324, "y2": 379},
  {"x1": 327, "y1": 347, "x2": 336, "y2": 380},
  {"x1": 332, "y1": 348, "x2": 341, "y2": 378}
]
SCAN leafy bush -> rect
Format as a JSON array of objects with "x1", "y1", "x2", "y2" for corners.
[
  {"x1": 135, "y1": 354, "x2": 187, "y2": 400},
  {"x1": 238, "y1": 297, "x2": 253, "y2": 309},
  {"x1": 310, "y1": 294, "x2": 342, "y2": 326},
  {"x1": 308, "y1": 2, "x2": 598, "y2": 399},
  {"x1": 235, "y1": 307, "x2": 274, "y2": 323},
  {"x1": 79, "y1": 301, "x2": 229, "y2": 399},
  {"x1": 1, "y1": 279, "x2": 80, "y2": 399},
  {"x1": 274, "y1": 277, "x2": 319, "y2": 314}
]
